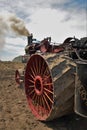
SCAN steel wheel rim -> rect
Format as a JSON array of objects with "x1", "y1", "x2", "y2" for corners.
[{"x1": 25, "y1": 54, "x2": 54, "y2": 120}]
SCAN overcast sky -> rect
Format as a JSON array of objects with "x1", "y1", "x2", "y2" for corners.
[{"x1": 0, "y1": 0, "x2": 87, "y2": 61}]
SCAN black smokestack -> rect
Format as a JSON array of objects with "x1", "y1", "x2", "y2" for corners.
[{"x1": 27, "y1": 33, "x2": 33, "y2": 45}]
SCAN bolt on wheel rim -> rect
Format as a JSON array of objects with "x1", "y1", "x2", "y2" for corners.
[{"x1": 25, "y1": 54, "x2": 54, "y2": 120}]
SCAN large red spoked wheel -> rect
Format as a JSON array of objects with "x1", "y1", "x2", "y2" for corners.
[{"x1": 25, "y1": 54, "x2": 54, "y2": 120}]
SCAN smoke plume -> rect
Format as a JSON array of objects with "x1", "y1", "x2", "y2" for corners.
[
  {"x1": 8, "y1": 15, "x2": 30, "y2": 36},
  {"x1": 0, "y1": 13, "x2": 30, "y2": 50}
]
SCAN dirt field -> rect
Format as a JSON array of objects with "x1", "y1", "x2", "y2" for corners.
[{"x1": 0, "y1": 61, "x2": 87, "y2": 130}]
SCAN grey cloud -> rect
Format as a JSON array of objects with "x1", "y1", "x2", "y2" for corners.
[
  {"x1": 50, "y1": 0, "x2": 86, "y2": 23},
  {"x1": 0, "y1": 0, "x2": 86, "y2": 32},
  {"x1": 0, "y1": 0, "x2": 85, "y2": 23},
  {"x1": 0, "y1": 0, "x2": 31, "y2": 20},
  {"x1": 72, "y1": 24, "x2": 86, "y2": 31},
  {"x1": 50, "y1": 0, "x2": 70, "y2": 9},
  {"x1": 62, "y1": 15, "x2": 72, "y2": 22},
  {"x1": 50, "y1": 0, "x2": 86, "y2": 11},
  {"x1": 7, "y1": 42, "x2": 25, "y2": 48},
  {"x1": 0, "y1": 0, "x2": 71, "y2": 11}
]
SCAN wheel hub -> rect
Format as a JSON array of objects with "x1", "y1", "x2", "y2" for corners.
[{"x1": 34, "y1": 76, "x2": 43, "y2": 96}]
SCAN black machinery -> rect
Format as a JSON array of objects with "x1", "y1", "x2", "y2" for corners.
[{"x1": 15, "y1": 36, "x2": 87, "y2": 121}]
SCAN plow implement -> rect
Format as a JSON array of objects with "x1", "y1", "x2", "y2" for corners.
[{"x1": 15, "y1": 69, "x2": 24, "y2": 86}]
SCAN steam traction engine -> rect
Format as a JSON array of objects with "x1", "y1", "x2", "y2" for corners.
[{"x1": 15, "y1": 35, "x2": 87, "y2": 121}]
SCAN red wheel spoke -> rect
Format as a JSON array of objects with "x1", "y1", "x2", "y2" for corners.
[
  {"x1": 28, "y1": 79, "x2": 34, "y2": 84},
  {"x1": 36, "y1": 97, "x2": 40, "y2": 115},
  {"x1": 29, "y1": 73, "x2": 35, "y2": 80},
  {"x1": 43, "y1": 83, "x2": 53, "y2": 86},
  {"x1": 34, "y1": 95, "x2": 38, "y2": 104},
  {"x1": 37, "y1": 96, "x2": 40, "y2": 105},
  {"x1": 30, "y1": 67, "x2": 36, "y2": 78},
  {"x1": 39, "y1": 97, "x2": 45, "y2": 116},
  {"x1": 44, "y1": 91, "x2": 53, "y2": 104},
  {"x1": 43, "y1": 67, "x2": 48, "y2": 75},
  {"x1": 38, "y1": 96, "x2": 41, "y2": 106},
  {"x1": 37, "y1": 59, "x2": 40, "y2": 74},
  {"x1": 43, "y1": 94, "x2": 51, "y2": 111},
  {"x1": 32, "y1": 92, "x2": 36, "y2": 100},
  {"x1": 41, "y1": 95, "x2": 46, "y2": 108},
  {"x1": 35, "y1": 59, "x2": 39, "y2": 74},
  {"x1": 41, "y1": 95, "x2": 49, "y2": 116},
  {"x1": 29, "y1": 89, "x2": 35, "y2": 95},
  {"x1": 41, "y1": 61, "x2": 45, "y2": 75},
  {"x1": 29, "y1": 85, "x2": 34, "y2": 88},
  {"x1": 38, "y1": 59, "x2": 42, "y2": 74},
  {"x1": 33, "y1": 63, "x2": 38, "y2": 75},
  {"x1": 44, "y1": 87, "x2": 53, "y2": 94},
  {"x1": 44, "y1": 75, "x2": 51, "y2": 79},
  {"x1": 43, "y1": 75, "x2": 50, "y2": 82}
]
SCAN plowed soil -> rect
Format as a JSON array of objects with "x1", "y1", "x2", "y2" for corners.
[{"x1": 0, "y1": 61, "x2": 87, "y2": 130}]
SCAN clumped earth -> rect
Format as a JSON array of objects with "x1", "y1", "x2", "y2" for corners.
[{"x1": 0, "y1": 61, "x2": 87, "y2": 130}]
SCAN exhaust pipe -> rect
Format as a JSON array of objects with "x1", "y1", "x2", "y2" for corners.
[{"x1": 27, "y1": 33, "x2": 33, "y2": 45}]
